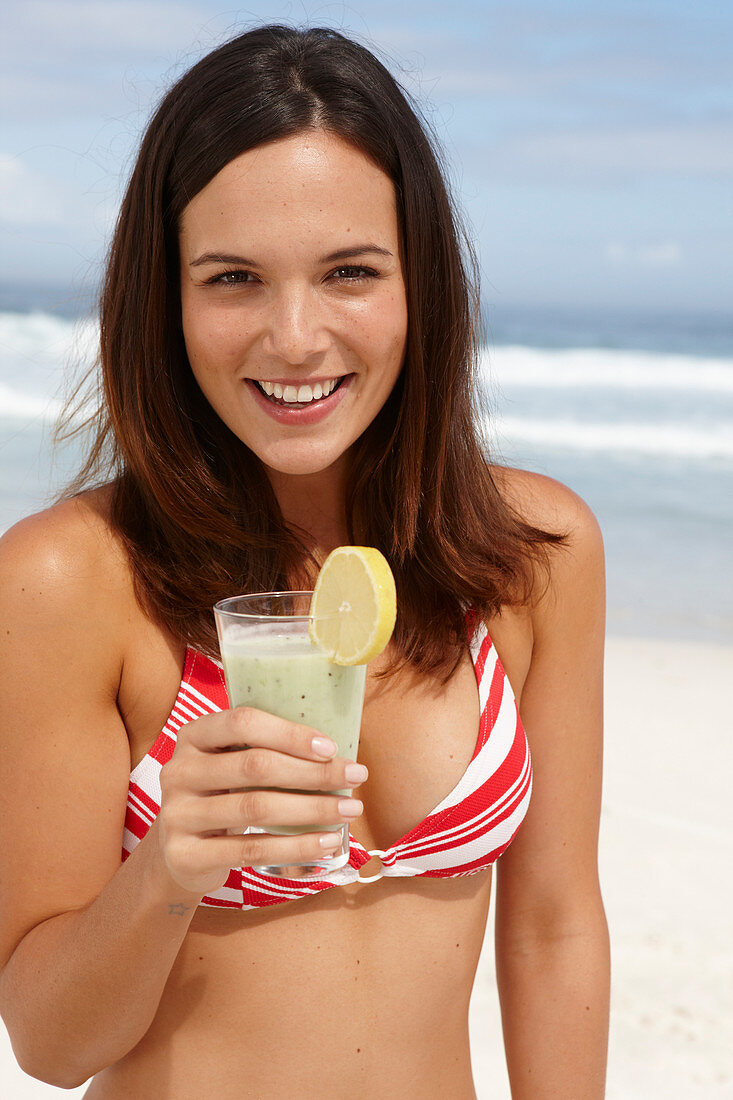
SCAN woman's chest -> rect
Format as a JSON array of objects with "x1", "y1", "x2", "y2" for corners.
[
  {"x1": 119, "y1": 611, "x2": 532, "y2": 849},
  {"x1": 352, "y1": 650, "x2": 482, "y2": 852},
  {"x1": 121, "y1": 636, "x2": 481, "y2": 837}
]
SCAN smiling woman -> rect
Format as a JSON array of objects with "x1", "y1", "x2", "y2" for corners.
[
  {"x1": 54, "y1": 23, "x2": 564, "y2": 668},
  {"x1": 0, "y1": 23, "x2": 609, "y2": 1100},
  {"x1": 179, "y1": 132, "x2": 408, "y2": 475}
]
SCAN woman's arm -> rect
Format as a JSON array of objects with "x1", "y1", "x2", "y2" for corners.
[
  {"x1": 495, "y1": 475, "x2": 610, "y2": 1098},
  {"x1": 0, "y1": 502, "x2": 362, "y2": 1088},
  {"x1": 0, "y1": 504, "x2": 205, "y2": 1087}
]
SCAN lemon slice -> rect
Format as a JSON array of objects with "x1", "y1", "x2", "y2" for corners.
[{"x1": 309, "y1": 546, "x2": 396, "y2": 665}]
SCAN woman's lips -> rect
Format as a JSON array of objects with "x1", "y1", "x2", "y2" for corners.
[{"x1": 245, "y1": 374, "x2": 353, "y2": 425}]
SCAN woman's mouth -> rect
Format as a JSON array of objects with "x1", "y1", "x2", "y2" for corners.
[
  {"x1": 251, "y1": 376, "x2": 347, "y2": 409},
  {"x1": 245, "y1": 374, "x2": 353, "y2": 423}
]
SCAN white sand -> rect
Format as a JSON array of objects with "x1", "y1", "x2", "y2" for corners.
[
  {"x1": 2, "y1": 635, "x2": 731, "y2": 1097},
  {"x1": 470, "y1": 635, "x2": 733, "y2": 1098}
]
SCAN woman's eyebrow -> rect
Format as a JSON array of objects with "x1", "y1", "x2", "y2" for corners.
[
  {"x1": 189, "y1": 244, "x2": 394, "y2": 267},
  {"x1": 320, "y1": 245, "x2": 393, "y2": 263},
  {"x1": 189, "y1": 252, "x2": 256, "y2": 267}
]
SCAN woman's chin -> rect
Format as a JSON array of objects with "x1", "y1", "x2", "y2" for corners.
[{"x1": 259, "y1": 445, "x2": 351, "y2": 481}]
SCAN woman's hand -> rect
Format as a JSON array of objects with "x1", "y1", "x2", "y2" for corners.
[{"x1": 157, "y1": 707, "x2": 367, "y2": 895}]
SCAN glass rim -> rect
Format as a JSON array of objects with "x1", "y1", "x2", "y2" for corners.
[{"x1": 213, "y1": 590, "x2": 326, "y2": 622}]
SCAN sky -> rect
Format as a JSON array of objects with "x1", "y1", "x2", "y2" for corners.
[{"x1": 1, "y1": 0, "x2": 731, "y2": 316}]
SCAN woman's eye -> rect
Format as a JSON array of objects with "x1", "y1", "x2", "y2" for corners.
[
  {"x1": 330, "y1": 265, "x2": 378, "y2": 282},
  {"x1": 207, "y1": 269, "x2": 255, "y2": 286}
]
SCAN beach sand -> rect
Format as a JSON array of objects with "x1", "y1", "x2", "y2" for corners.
[
  {"x1": 470, "y1": 634, "x2": 733, "y2": 1098},
  {"x1": 2, "y1": 634, "x2": 731, "y2": 1097}
]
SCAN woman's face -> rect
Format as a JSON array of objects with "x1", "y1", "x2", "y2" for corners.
[{"x1": 179, "y1": 130, "x2": 408, "y2": 480}]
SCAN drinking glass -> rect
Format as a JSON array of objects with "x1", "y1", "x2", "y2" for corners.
[{"x1": 213, "y1": 592, "x2": 366, "y2": 879}]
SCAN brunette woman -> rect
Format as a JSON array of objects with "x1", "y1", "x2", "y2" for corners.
[{"x1": 0, "y1": 25, "x2": 609, "y2": 1099}]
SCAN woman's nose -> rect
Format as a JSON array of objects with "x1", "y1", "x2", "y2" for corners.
[{"x1": 261, "y1": 286, "x2": 330, "y2": 364}]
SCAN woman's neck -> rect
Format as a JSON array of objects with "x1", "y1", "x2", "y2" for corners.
[{"x1": 266, "y1": 460, "x2": 350, "y2": 562}]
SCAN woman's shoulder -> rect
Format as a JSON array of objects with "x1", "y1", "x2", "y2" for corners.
[
  {"x1": 0, "y1": 486, "x2": 135, "y2": 636},
  {"x1": 491, "y1": 464, "x2": 601, "y2": 544},
  {"x1": 1, "y1": 485, "x2": 121, "y2": 572},
  {"x1": 491, "y1": 464, "x2": 605, "y2": 624}
]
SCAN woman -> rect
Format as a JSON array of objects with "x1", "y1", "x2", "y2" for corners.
[{"x1": 0, "y1": 25, "x2": 609, "y2": 1098}]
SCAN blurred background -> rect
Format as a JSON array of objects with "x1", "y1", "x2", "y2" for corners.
[
  {"x1": 1, "y1": 2, "x2": 731, "y2": 1097},
  {"x1": 2, "y1": 0, "x2": 731, "y2": 638}
]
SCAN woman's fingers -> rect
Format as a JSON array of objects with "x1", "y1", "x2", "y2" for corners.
[
  {"x1": 167, "y1": 830, "x2": 346, "y2": 884},
  {"x1": 165, "y1": 707, "x2": 368, "y2": 795},
  {"x1": 172, "y1": 745, "x2": 367, "y2": 795},
  {"x1": 178, "y1": 706, "x2": 339, "y2": 760},
  {"x1": 157, "y1": 707, "x2": 366, "y2": 895},
  {"x1": 173, "y1": 789, "x2": 363, "y2": 834}
]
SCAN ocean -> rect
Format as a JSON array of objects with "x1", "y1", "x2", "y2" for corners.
[{"x1": 1, "y1": 284, "x2": 731, "y2": 642}]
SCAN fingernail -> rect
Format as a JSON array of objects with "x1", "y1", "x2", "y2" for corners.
[
  {"x1": 312, "y1": 736, "x2": 337, "y2": 758},
  {"x1": 338, "y1": 798, "x2": 363, "y2": 818},
  {"x1": 344, "y1": 763, "x2": 368, "y2": 784},
  {"x1": 319, "y1": 832, "x2": 342, "y2": 849}
]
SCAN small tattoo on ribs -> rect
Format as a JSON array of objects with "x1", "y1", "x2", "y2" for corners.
[{"x1": 168, "y1": 902, "x2": 191, "y2": 916}]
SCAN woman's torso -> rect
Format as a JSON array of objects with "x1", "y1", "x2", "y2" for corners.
[{"x1": 84, "y1": 500, "x2": 533, "y2": 1099}]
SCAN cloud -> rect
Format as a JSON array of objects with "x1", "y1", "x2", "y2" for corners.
[
  {"x1": 376, "y1": 4, "x2": 733, "y2": 111},
  {"x1": 2, "y1": 0, "x2": 219, "y2": 55},
  {"x1": 0, "y1": 1, "x2": 232, "y2": 123},
  {"x1": 604, "y1": 242, "x2": 682, "y2": 268},
  {"x1": 0, "y1": 155, "x2": 68, "y2": 226},
  {"x1": 463, "y1": 120, "x2": 733, "y2": 185}
]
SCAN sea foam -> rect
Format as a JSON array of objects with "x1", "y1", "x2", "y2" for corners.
[
  {"x1": 481, "y1": 345, "x2": 733, "y2": 393},
  {"x1": 2, "y1": 311, "x2": 732, "y2": 467},
  {"x1": 494, "y1": 415, "x2": 733, "y2": 461}
]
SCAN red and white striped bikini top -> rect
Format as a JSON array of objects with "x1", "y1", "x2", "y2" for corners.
[{"x1": 122, "y1": 618, "x2": 532, "y2": 909}]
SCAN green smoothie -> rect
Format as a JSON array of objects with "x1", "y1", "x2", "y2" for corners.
[{"x1": 220, "y1": 628, "x2": 367, "y2": 834}]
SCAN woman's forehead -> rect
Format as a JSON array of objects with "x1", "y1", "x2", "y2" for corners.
[{"x1": 178, "y1": 131, "x2": 399, "y2": 260}]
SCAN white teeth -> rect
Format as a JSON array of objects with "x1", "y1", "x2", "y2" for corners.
[{"x1": 255, "y1": 377, "x2": 342, "y2": 403}]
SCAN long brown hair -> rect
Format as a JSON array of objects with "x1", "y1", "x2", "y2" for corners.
[{"x1": 61, "y1": 24, "x2": 562, "y2": 678}]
